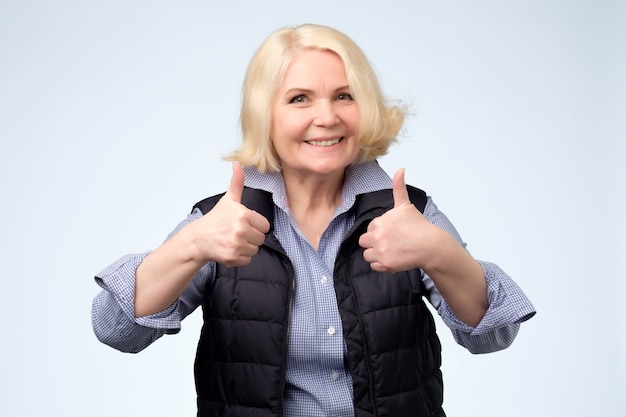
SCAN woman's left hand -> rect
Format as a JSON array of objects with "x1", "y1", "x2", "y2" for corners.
[{"x1": 359, "y1": 168, "x2": 446, "y2": 273}]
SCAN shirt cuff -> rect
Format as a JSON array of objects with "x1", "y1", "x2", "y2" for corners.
[
  {"x1": 438, "y1": 260, "x2": 536, "y2": 336},
  {"x1": 95, "y1": 252, "x2": 183, "y2": 333}
]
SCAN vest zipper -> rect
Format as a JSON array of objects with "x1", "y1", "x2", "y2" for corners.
[
  {"x1": 340, "y1": 217, "x2": 380, "y2": 417},
  {"x1": 279, "y1": 267, "x2": 295, "y2": 417},
  {"x1": 343, "y1": 251, "x2": 378, "y2": 417},
  {"x1": 267, "y1": 243, "x2": 295, "y2": 417}
]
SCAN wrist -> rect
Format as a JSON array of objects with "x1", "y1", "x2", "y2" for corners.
[{"x1": 419, "y1": 226, "x2": 460, "y2": 274}]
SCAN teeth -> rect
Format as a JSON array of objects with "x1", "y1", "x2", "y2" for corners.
[{"x1": 307, "y1": 138, "x2": 342, "y2": 147}]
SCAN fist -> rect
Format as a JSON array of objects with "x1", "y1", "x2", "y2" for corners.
[
  {"x1": 192, "y1": 163, "x2": 270, "y2": 267},
  {"x1": 358, "y1": 168, "x2": 436, "y2": 273}
]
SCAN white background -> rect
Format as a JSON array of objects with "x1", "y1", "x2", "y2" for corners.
[{"x1": 1, "y1": 1, "x2": 624, "y2": 416}]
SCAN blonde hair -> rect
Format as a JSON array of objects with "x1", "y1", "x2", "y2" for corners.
[{"x1": 225, "y1": 24, "x2": 406, "y2": 172}]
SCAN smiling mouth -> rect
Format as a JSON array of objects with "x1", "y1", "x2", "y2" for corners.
[{"x1": 305, "y1": 137, "x2": 344, "y2": 147}]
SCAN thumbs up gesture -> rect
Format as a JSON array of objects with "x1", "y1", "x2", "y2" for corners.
[
  {"x1": 358, "y1": 168, "x2": 438, "y2": 273},
  {"x1": 192, "y1": 163, "x2": 270, "y2": 267}
]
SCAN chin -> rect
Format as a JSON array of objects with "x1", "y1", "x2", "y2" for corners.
[{"x1": 309, "y1": 162, "x2": 351, "y2": 177}]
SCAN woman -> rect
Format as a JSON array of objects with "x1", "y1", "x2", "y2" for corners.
[{"x1": 92, "y1": 24, "x2": 535, "y2": 417}]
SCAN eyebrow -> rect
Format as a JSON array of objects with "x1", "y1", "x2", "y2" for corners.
[{"x1": 282, "y1": 85, "x2": 351, "y2": 96}]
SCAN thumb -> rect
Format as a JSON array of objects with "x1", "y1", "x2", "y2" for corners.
[
  {"x1": 227, "y1": 163, "x2": 245, "y2": 203},
  {"x1": 392, "y1": 168, "x2": 411, "y2": 207}
]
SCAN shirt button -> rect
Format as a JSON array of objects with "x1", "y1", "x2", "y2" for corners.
[
  {"x1": 327, "y1": 326, "x2": 335, "y2": 335},
  {"x1": 320, "y1": 276, "x2": 328, "y2": 284},
  {"x1": 331, "y1": 370, "x2": 339, "y2": 381}
]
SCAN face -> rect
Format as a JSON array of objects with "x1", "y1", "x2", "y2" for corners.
[{"x1": 270, "y1": 49, "x2": 360, "y2": 180}]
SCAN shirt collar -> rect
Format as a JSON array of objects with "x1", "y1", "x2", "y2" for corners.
[{"x1": 242, "y1": 160, "x2": 392, "y2": 213}]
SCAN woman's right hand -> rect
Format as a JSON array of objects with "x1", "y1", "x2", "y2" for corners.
[{"x1": 187, "y1": 163, "x2": 270, "y2": 266}]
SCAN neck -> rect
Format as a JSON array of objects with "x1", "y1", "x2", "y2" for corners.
[
  {"x1": 281, "y1": 168, "x2": 345, "y2": 213},
  {"x1": 280, "y1": 168, "x2": 346, "y2": 250}
]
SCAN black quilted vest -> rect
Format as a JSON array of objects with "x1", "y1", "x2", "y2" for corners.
[{"x1": 193, "y1": 186, "x2": 445, "y2": 417}]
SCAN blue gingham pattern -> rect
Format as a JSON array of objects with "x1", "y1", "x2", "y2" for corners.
[{"x1": 92, "y1": 160, "x2": 536, "y2": 416}]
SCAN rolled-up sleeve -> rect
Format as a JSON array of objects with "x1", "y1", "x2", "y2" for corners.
[
  {"x1": 91, "y1": 252, "x2": 183, "y2": 353},
  {"x1": 435, "y1": 261, "x2": 536, "y2": 353}
]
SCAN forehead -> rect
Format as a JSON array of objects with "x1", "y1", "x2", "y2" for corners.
[{"x1": 279, "y1": 49, "x2": 347, "y2": 88}]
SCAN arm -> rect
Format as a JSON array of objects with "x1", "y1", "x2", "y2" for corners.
[
  {"x1": 417, "y1": 199, "x2": 536, "y2": 353},
  {"x1": 415, "y1": 225, "x2": 487, "y2": 327}
]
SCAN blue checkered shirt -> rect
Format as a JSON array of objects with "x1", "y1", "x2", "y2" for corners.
[{"x1": 92, "y1": 160, "x2": 535, "y2": 417}]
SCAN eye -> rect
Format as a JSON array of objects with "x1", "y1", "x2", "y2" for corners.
[
  {"x1": 288, "y1": 95, "x2": 307, "y2": 104},
  {"x1": 336, "y1": 93, "x2": 354, "y2": 101}
]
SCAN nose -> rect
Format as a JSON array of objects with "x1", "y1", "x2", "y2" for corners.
[{"x1": 313, "y1": 100, "x2": 339, "y2": 127}]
